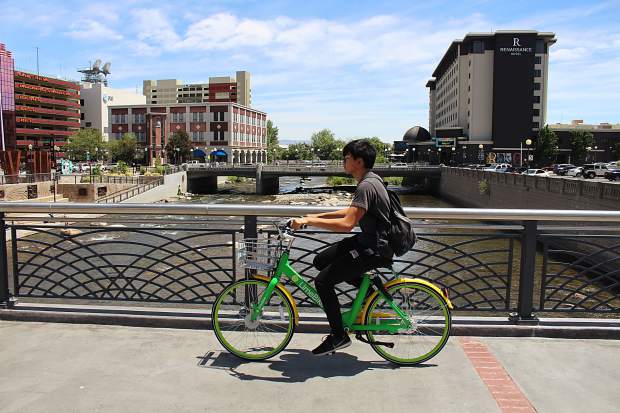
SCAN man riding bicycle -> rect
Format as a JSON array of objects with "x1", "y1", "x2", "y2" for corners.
[{"x1": 291, "y1": 139, "x2": 393, "y2": 356}]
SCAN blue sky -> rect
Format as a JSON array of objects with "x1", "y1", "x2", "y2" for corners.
[{"x1": 1, "y1": 0, "x2": 619, "y2": 142}]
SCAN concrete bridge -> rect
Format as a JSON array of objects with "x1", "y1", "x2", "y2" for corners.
[{"x1": 187, "y1": 164, "x2": 442, "y2": 194}]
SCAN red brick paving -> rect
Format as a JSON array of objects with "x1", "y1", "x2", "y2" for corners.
[{"x1": 459, "y1": 337, "x2": 536, "y2": 413}]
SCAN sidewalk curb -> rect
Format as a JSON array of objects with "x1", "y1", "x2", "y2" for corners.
[{"x1": 2, "y1": 307, "x2": 619, "y2": 339}]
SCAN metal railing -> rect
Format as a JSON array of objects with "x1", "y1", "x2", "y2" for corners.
[
  {"x1": 0, "y1": 173, "x2": 54, "y2": 185},
  {"x1": 96, "y1": 177, "x2": 164, "y2": 203},
  {"x1": 58, "y1": 174, "x2": 165, "y2": 185},
  {"x1": 0, "y1": 204, "x2": 618, "y2": 320}
]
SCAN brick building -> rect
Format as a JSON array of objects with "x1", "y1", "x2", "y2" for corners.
[{"x1": 109, "y1": 102, "x2": 267, "y2": 165}]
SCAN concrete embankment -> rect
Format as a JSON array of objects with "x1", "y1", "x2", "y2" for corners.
[{"x1": 122, "y1": 171, "x2": 188, "y2": 204}]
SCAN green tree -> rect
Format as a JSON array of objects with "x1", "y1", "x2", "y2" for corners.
[
  {"x1": 165, "y1": 131, "x2": 192, "y2": 164},
  {"x1": 366, "y1": 137, "x2": 392, "y2": 164},
  {"x1": 266, "y1": 120, "x2": 282, "y2": 163},
  {"x1": 570, "y1": 130, "x2": 595, "y2": 165},
  {"x1": 310, "y1": 129, "x2": 340, "y2": 160},
  {"x1": 65, "y1": 128, "x2": 106, "y2": 161},
  {"x1": 283, "y1": 143, "x2": 313, "y2": 160},
  {"x1": 533, "y1": 126, "x2": 558, "y2": 167},
  {"x1": 109, "y1": 133, "x2": 138, "y2": 164}
]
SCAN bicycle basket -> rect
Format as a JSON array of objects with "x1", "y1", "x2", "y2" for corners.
[{"x1": 237, "y1": 238, "x2": 283, "y2": 271}]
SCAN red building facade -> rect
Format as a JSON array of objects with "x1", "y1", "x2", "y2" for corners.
[
  {"x1": 13, "y1": 70, "x2": 80, "y2": 154},
  {"x1": 0, "y1": 43, "x2": 16, "y2": 150}
]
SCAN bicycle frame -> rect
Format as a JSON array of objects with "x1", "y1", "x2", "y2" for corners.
[{"x1": 251, "y1": 250, "x2": 412, "y2": 333}]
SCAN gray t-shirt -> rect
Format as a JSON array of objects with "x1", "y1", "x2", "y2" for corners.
[{"x1": 350, "y1": 171, "x2": 392, "y2": 256}]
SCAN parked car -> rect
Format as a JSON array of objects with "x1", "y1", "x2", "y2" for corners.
[
  {"x1": 541, "y1": 165, "x2": 555, "y2": 172},
  {"x1": 484, "y1": 163, "x2": 511, "y2": 172},
  {"x1": 390, "y1": 162, "x2": 409, "y2": 168},
  {"x1": 506, "y1": 166, "x2": 528, "y2": 174},
  {"x1": 554, "y1": 164, "x2": 576, "y2": 176},
  {"x1": 522, "y1": 169, "x2": 551, "y2": 176},
  {"x1": 581, "y1": 163, "x2": 611, "y2": 179},
  {"x1": 566, "y1": 166, "x2": 583, "y2": 177},
  {"x1": 604, "y1": 169, "x2": 620, "y2": 181}
]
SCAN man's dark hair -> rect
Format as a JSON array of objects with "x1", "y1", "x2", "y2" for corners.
[{"x1": 342, "y1": 139, "x2": 376, "y2": 169}]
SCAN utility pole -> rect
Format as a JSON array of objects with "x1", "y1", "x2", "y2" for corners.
[{"x1": 35, "y1": 46, "x2": 39, "y2": 75}]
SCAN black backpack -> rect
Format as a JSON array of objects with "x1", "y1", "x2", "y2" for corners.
[
  {"x1": 367, "y1": 175, "x2": 417, "y2": 257},
  {"x1": 385, "y1": 187, "x2": 417, "y2": 256}
]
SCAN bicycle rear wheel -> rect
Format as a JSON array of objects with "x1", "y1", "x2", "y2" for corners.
[
  {"x1": 212, "y1": 279, "x2": 295, "y2": 361},
  {"x1": 364, "y1": 281, "x2": 451, "y2": 365}
]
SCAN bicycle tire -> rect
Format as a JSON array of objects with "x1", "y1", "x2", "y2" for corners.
[
  {"x1": 364, "y1": 281, "x2": 451, "y2": 365},
  {"x1": 212, "y1": 279, "x2": 296, "y2": 361}
]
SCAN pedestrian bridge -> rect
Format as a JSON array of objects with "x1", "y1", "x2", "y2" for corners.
[
  {"x1": 1, "y1": 202, "x2": 619, "y2": 411},
  {"x1": 185, "y1": 164, "x2": 442, "y2": 194}
]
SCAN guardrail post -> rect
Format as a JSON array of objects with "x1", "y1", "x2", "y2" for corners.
[
  {"x1": 512, "y1": 220, "x2": 538, "y2": 323},
  {"x1": 244, "y1": 215, "x2": 257, "y2": 239},
  {"x1": 0, "y1": 213, "x2": 12, "y2": 308}
]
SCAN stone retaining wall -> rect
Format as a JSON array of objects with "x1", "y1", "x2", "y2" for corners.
[
  {"x1": 439, "y1": 167, "x2": 620, "y2": 210},
  {"x1": 0, "y1": 182, "x2": 54, "y2": 201},
  {"x1": 56, "y1": 183, "x2": 134, "y2": 202}
]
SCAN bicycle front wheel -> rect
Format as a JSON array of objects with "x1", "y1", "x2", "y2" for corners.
[
  {"x1": 365, "y1": 281, "x2": 451, "y2": 365},
  {"x1": 212, "y1": 279, "x2": 295, "y2": 361}
]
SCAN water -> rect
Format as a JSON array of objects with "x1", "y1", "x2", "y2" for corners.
[
  {"x1": 12, "y1": 177, "x2": 616, "y2": 315},
  {"x1": 179, "y1": 176, "x2": 453, "y2": 209}
]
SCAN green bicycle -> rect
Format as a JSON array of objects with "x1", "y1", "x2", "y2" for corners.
[{"x1": 212, "y1": 221, "x2": 453, "y2": 365}]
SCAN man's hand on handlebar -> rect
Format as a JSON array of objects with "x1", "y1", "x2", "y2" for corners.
[{"x1": 290, "y1": 217, "x2": 308, "y2": 230}]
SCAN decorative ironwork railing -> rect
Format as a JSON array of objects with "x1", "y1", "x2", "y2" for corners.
[{"x1": 0, "y1": 203, "x2": 619, "y2": 320}]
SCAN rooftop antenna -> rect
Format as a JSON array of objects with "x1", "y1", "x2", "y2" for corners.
[{"x1": 78, "y1": 59, "x2": 111, "y2": 86}]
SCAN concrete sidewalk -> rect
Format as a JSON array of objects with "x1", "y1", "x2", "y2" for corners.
[{"x1": 0, "y1": 321, "x2": 618, "y2": 413}]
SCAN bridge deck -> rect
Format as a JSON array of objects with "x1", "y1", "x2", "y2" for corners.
[
  {"x1": 1, "y1": 320, "x2": 618, "y2": 412},
  {"x1": 187, "y1": 165, "x2": 442, "y2": 178}
]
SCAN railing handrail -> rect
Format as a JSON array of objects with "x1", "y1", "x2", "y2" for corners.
[{"x1": 1, "y1": 202, "x2": 620, "y2": 222}]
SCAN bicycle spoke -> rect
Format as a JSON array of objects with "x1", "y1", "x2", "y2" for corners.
[
  {"x1": 366, "y1": 283, "x2": 451, "y2": 365},
  {"x1": 212, "y1": 280, "x2": 295, "y2": 360}
]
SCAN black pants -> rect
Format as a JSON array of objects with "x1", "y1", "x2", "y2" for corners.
[{"x1": 313, "y1": 237, "x2": 392, "y2": 336}]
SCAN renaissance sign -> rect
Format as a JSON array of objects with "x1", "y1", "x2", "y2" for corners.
[{"x1": 499, "y1": 38, "x2": 532, "y2": 55}]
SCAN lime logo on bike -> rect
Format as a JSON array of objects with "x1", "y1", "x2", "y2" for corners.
[{"x1": 291, "y1": 274, "x2": 299, "y2": 283}]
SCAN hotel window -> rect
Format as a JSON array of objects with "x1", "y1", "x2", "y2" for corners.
[
  {"x1": 133, "y1": 113, "x2": 145, "y2": 123},
  {"x1": 533, "y1": 109, "x2": 540, "y2": 116},
  {"x1": 172, "y1": 112, "x2": 185, "y2": 122},
  {"x1": 535, "y1": 56, "x2": 542, "y2": 64},
  {"x1": 533, "y1": 95, "x2": 541, "y2": 103},
  {"x1": 80, "y1": 99, "x2": 84, "y2": 106},
  {"x1": 534, "y1": 69, "x2": 541, "y2": 77},
  {"x1": 534, "y1": 82, "x2": 541, "y2": 91},
  {"x1": 192, "y1": 112, "x2": 204, "y2": 122},
  {"x1": 137, "y1": 132, "x2": 146, "y2": 142},
  {"x1": 214, "y1": 111, "x2": 225, "y2": 121},
  {"x1": 535, "y1": 39, "x2": 545, "y2": 54},
  {"x1": 81, "y1": 113, "x2": 85, "y2": 120},
  {"x1": 472, "y1": 40, "x2": 484, "y2": 54},
  {"x1": 532, "y1": 122, "x2": 540, "y2": 129}
]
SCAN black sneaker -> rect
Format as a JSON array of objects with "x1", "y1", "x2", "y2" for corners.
[{"x1": 311, "y1": 333, "x2": 351, "y2": 356}]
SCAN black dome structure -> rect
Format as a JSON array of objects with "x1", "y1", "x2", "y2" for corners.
[{"x1": 403, "y1": 126, "x2": 431, "y2": 144}]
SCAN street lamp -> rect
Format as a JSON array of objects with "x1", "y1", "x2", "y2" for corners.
[
  {"x1": 478, "y1": 144, "x2": 484, "y2": 163},
  {"x1": 451, "y1": 146, "x2": 456, "y2": 166},
  {"x1": 520, "y1": 139, "x2": 532, "y2": 167},
  {"x1": 411, "y1": 147, "x2": 416, "y2": 163}
]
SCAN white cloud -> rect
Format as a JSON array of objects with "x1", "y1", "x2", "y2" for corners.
[{"x1": 66, "y1": 19, "x2": 123, "y2": 41}]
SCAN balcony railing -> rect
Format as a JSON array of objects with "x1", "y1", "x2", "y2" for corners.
[{"x1": 0, "y1": 204, "x2": 618, "y2": 320}]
